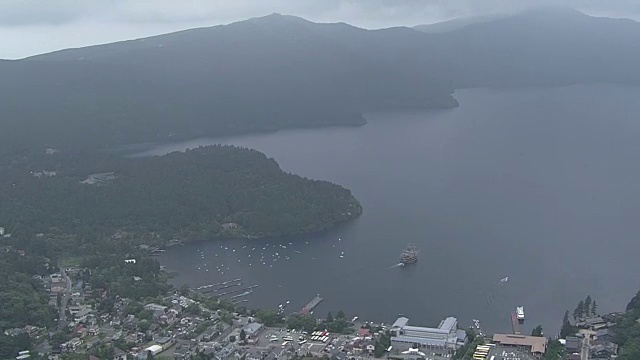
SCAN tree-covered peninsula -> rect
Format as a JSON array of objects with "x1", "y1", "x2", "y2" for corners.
[{"x1": 0, "y1": 145, "x2": 362, "y2": 243}]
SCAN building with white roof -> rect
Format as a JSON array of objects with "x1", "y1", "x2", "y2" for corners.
[{"x1": 390, "y1": 316, "x2": 466, "y2": 352}]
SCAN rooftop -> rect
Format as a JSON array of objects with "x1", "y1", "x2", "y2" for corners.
[
  {"x1": 492, "y1": 334, "x2": 547, "y2": 354},
  {"x1": 439, "y1": 317, "x2": 457, "y2": 332},
  {"x1": 243, "y1": 322, "x2": 264, "y2": 335},
  {"x1": 392, "y1": 317, "x2": 409, "y2": 328}
]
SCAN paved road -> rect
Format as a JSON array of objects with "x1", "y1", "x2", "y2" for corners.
[
  {"x1": 581, "y1": 334, "x2": 590, "y2": 360},
  {"x1": 57, "y1": 268, "x2": 72, "y2": 330}
]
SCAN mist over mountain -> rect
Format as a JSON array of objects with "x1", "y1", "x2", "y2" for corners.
[
  {"x1": 413, "y1": 13, "x2": 507, "y2": 33},
  {"x1": 1, "y1": 8, "x2": 639, "y2": 154},
  {"x1": 419, "y1": 7, "x2": 640, "y2": 87}
]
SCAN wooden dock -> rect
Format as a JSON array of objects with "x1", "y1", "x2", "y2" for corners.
[
  {"x1": 300, "y1": 294, "x2": 323, "y2": 314},
  {"x1": 511, "y1": 311, "x2": 521, "y2": 335}
]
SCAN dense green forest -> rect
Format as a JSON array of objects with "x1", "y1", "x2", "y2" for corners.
[
  {"x1": 0, "y1": 251, "x2": 57, "y2": 331},
  {"x1": 614, "y1": 289, "x2": 640, "y2": 359},
  {"x1": 0, "y1": 145, "x2": 361, "y2": 242}
]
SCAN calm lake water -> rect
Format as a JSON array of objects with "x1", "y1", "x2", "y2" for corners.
[{"x1": 147, "y1": 85, "x2": 640, "y2": 334}]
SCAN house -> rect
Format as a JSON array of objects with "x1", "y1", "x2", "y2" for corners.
[
  {"x1": 66, "y1": 337, "x2": 82, "y2": 351},
  {"x1": 73, "y1": 325, "x2": 88, "y2": 337},
  {"x1": 155, "y1": 336, "x2": 173, "y2": 348},
  {"x1": 593, "y1": 328, "x2": 616, "y2": 345},
  {"x1": 144, "y1": 303, "x2": 167, "y2": 312},
  {"x1": 576, "y1": 316, "x2": 608, "y2": 330},
  {"x1": 74, "y1": 308, "x2": 94, "y2": 322},
  {"x1": 590, "y1": 343, "x2": 618, "y2": 358},
  {"x1": 565, "y1": 336, "x2": 582, "y2": 353},
  {"x1": 243, "y1": 322, "x2": 264, "y2": 339},
  {"x1": 366, "y1": 344, "x2": 375, "y2": 354}
]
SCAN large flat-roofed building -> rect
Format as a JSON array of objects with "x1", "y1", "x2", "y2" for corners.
[
  {"x1": 390, "y1": 316, "x2": 466, "y2": 352},
  {"x1": 492, "y1": 334, "x2": 547, "y2": 355}
]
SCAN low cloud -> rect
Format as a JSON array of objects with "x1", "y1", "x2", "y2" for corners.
[
  {"x1": 1, "y1": 0, "x2": 639, "y2": 28},
  {"x1": 1, "y1": 0, "x2": 639, "y2": 59}
]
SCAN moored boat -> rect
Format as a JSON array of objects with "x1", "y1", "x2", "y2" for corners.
[{"x1": 400, "y1": 244, "x2": 419, "y2": 265}]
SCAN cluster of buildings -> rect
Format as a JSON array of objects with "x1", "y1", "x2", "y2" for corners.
[
  {"x1": 564, "y1": 315, "x2": 618, "y2": 360},
  {"x1": 9, "y1": 253, "x2": 622, "y2": 360}
]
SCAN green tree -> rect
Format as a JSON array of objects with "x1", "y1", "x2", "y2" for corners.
[
  {"x1": 239, "y1": 329, "x2": 246, "y2": 341},
  {"x1": 186, "y1": 303, "x2": 201, "y2": 316},
  {"x1": 575, "y1": 300, "x2": 585, "y2": 319},
  {"x1": 138, "y1": 320, "x2": 151, "y2": 333},
  {"x1": 229, "y1": 335, "x2": 236, "y2": 343},
  {"x1": 560, "y1": 310, "x2": 577, "y2": 338},
  {"x1": 286, "y1": 314, "x2": 317, "y2": 333},
  {"x1": 326, "y1": 312, "x2": 333, "y2": 322},
  {"x1": 542, "y1": 339, "x2": 565, "y2": 360},
  {"x1": 591, "y1": 300, "x2": 598, "y2": 316},
  {"x1": 531, "y1": 325, "x2": 543, "y2": 337},
  {"x1": 256, "y1": 309, "x2": 280, "y2": 327},
  {"x1": 584, "y1": 295, "x2": 592, "y2": 316},
  {"x1": 626, "y1": 289, "x2": 640, "y2": 311},
  {"x1": 336, "y1": 310, "x2": 345, "y2": 320}
]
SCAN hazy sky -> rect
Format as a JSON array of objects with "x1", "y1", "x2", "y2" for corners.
[{"x1": 1, "y1": 0, "x2": 639, "y2": 59}]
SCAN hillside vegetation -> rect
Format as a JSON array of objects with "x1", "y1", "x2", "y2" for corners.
[{"x1": 0, "y1": 146, "x2": 362, "y2": 242}]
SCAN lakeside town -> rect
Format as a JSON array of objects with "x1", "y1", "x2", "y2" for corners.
[{"x1": 1, "y1": 247, "x2": 625, "y2": 360}]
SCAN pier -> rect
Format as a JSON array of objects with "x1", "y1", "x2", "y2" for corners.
[
  {"x1": 210, "y1": 285, "x2": 259, "y2": 296},
  {"x1": 194, "y1": 278, "x2": 242, "y2": 291},
  {"x1": 300, "y1": 294, "x2": 323, "y2": 314},
  {"x1": 510, "y1": 312, "x2": 521, "y2": 335}
]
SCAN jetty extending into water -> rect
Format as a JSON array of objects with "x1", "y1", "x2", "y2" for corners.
[
  {"x1": 300, "y1": 294, "x2": 323, "y2": 314},
  {"x1": 510, "y1": 311, "x2": 521, "y2": 335}
]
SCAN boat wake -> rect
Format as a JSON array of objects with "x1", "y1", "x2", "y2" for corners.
[
  {"x1": 389, "y1": 263, "x2": 404, "y2": 269},
  {"x1": 484, "y1": 277, "x2": 509, "y2": 310}
]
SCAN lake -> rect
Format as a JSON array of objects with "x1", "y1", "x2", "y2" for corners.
[{"x1": 146, "y1": 85, "x2": 640, "y2": 334}]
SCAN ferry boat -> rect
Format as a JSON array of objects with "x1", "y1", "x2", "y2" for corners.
[
  {"x1": 400, "y1": 244, "x2": 419, "y2": 265},
  {"x1": 516, "y1": 306, "x2": 525, "y2": 322}
]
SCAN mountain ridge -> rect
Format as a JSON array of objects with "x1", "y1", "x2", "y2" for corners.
[{"x1": 1, "y1": 8, "x2": 639, "y2": 155}]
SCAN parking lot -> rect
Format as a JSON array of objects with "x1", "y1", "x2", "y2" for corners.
[
  {"x1": 250, "y1": 327, "x2": 366, "y2": 358},
  {"x1": 488, "y1": 345, "x2": 536, "y2": 360},
  {"x1": 255, "y1": 328, "x2": 309, "y2": 347}
]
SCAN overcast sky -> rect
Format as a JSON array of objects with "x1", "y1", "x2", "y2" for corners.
[{"x1": 1, "y1": 0, "x2": 639, "y2": 59}]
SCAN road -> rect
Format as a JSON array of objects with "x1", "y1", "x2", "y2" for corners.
[
  {"x1": 57, "y1": 268, "x2": 72, "y2": 330},
  {"x1": 581, "y1": 334, "x2": 590, "y2": 360}
]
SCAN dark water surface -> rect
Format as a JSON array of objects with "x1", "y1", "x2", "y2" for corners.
[{"x1": 147, "y1": 85, "x2": 640, "y2": 334}]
